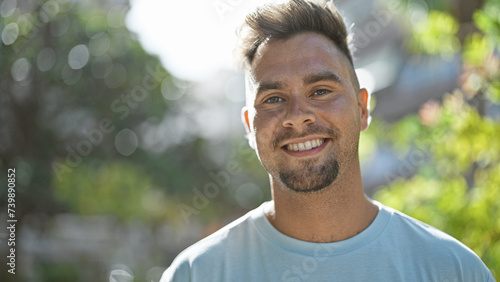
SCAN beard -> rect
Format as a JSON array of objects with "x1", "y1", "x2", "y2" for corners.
[
  {"x1": 277, "y1": 155, "x2": 339, "y2": 193},
  {"x1": 260, "y1": 124, "x2": 342, "y2": 193}
]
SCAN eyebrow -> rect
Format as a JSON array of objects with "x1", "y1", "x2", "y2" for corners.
[
  {"x1": 255, "y1": 70, "x2": 342, "y2": 96},
  {"x1": 303, "y1": 71, "x2": 342, "y2": 85},
  {"x1": 256, "y1": 81, "x2": 286, "y2": 96}
]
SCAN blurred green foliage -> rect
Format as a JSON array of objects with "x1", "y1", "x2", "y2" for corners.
[
  {"x1": 54, "y1": 161, "x2": 178, "y2": 222},
  {"x1": 374, "y1": 0, "x2": 500, "y2": 278},
  {"x1": 408, "y1": 10, "x2": 460, "y2": 55},
  {"x1": 0, "y1": 0, "x2": 223, "y2": 220},
  {"x1": 37, "y1": 262, "x2": 80, "y2": 282}
]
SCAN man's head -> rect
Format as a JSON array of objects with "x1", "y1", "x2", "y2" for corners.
[
  {"x1": 236, "y1": 0, "x2": 370, "y2": 193},
  {"x1": 235, "y1": 0, "x2": 358, "y2": 90}
]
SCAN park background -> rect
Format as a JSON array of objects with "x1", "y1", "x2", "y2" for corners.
[{"x1": 0, "y1": 0, "x2": 499, "y2": 280}]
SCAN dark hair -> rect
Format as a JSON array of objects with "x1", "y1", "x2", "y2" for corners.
[{"x1": 235, "y1": 0, "x2": 354, "y2": 70}]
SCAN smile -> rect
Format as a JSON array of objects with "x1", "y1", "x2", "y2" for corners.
[{"x1": 285, "y1": 138, "x2": 325, "y2": 152}]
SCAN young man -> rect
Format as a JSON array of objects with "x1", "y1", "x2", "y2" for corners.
[{"x1": 161, "y1": 0, "x2": 495, "y2": 281}]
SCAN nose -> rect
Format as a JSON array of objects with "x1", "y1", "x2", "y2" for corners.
[{"x1": 282, "y1": 98, "x2": 316, "y2": 128}]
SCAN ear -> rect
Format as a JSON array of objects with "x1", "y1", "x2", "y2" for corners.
[
  {"x1": 241, "y1": 106, "x2": 251, "y2": 134},
  {"x1": 358, "y1": 88, "x2": 371, "y2": 132},
  {"x1": 241, "y1": 106, "x2": 257, "y2": 149}
]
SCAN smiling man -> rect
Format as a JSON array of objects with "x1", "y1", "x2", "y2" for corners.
[{"x1": 161, "y1": 1, "x2": 495, "y2": 281}]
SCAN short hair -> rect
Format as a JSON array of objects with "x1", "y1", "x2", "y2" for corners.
[{"x1": 235, "y1": 0, "x2": 354, "y2": 70}]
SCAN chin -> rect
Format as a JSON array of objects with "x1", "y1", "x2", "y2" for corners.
[{"x1": 278, "y1": 159, "x2": 339, "y2": 193}]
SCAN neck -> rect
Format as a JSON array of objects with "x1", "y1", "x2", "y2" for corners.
[{"x1": 266, "y1": 162, "x2": 378, "y2": 243}]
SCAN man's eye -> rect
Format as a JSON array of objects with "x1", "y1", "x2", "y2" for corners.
[
  {"x1": 313, "y1": 89, "x2": 329, "y2": 96},
  {"x1": 265, "y1": 97, "x2": 283, "y2": 104}
]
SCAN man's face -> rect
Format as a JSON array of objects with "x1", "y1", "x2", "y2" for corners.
[{"x1": 242, "y1": 32, "x2": 369, "y2": 193}]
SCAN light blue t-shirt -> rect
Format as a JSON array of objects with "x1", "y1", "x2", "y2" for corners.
[{"x1": 161, "y1": 201, "x2": 495, "y2": 282}]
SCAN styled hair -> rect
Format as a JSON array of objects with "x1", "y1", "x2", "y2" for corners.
[{"x1": 235, "y1": 0, "x2": 354, "y2": 70}]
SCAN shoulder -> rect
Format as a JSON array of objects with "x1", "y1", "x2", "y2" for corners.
[
  {"x1": 160, "y1": 205, "x2": 264, "y2": 282},
  {"x1": 383, "y1": 204, "x2": 467, "y2": 248},
  {"x1": 382, "y1": 203, "x2": 472, "y2": 253},
  {"x1": 378, "y1": 203, "x2": 495, "y2": 280}
]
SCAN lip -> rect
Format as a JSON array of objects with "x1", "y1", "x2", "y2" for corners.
[{"x1": 281, "y1": 138, "x2": 330, "y2": 157}]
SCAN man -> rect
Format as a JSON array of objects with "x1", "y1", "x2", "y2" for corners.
[{"x1": 161, "y1": 0, "x2": 495, "y2": 281}]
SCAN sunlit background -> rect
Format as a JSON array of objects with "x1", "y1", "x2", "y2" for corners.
[{"x1": 1, "y1": 0, "x2": 499, "y2": 281}]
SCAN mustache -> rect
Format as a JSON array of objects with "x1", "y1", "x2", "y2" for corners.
[{"x1": 272, "y1": 124, "x2": 339, "y2": 148}]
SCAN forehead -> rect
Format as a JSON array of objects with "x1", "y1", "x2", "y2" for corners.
[{"x1": 249, "y1": 33, "x2": 351, "y2": 85}]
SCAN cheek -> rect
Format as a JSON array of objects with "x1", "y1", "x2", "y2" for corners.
[
  {"x1": 253, "y1": 110, "x2": 281, "y2": 141},
  {"x1": 317, "y1": 97, "x2": 351, "y2": 119},
  {"x1": 335, "y1": 96, "x2": 358, "y2": 118}
]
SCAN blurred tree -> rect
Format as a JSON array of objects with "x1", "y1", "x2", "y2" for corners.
[
  {"x1": 0, "y1": 0, "x2": 237, "y2": 280},
  {"x1": 0, "y1": 0, "x2": 222, "y2": 221},
  {"x1": 373, "y1": 0, "x2": 500, "y2": 278}
]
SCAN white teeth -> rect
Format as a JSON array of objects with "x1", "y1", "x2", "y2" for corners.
[
  {"x1": 285, "y1": 139, "x2": 325, "y2": 152},
  {"x1": 305, "y1": 141, "x2": 312, "y2": 150}
]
